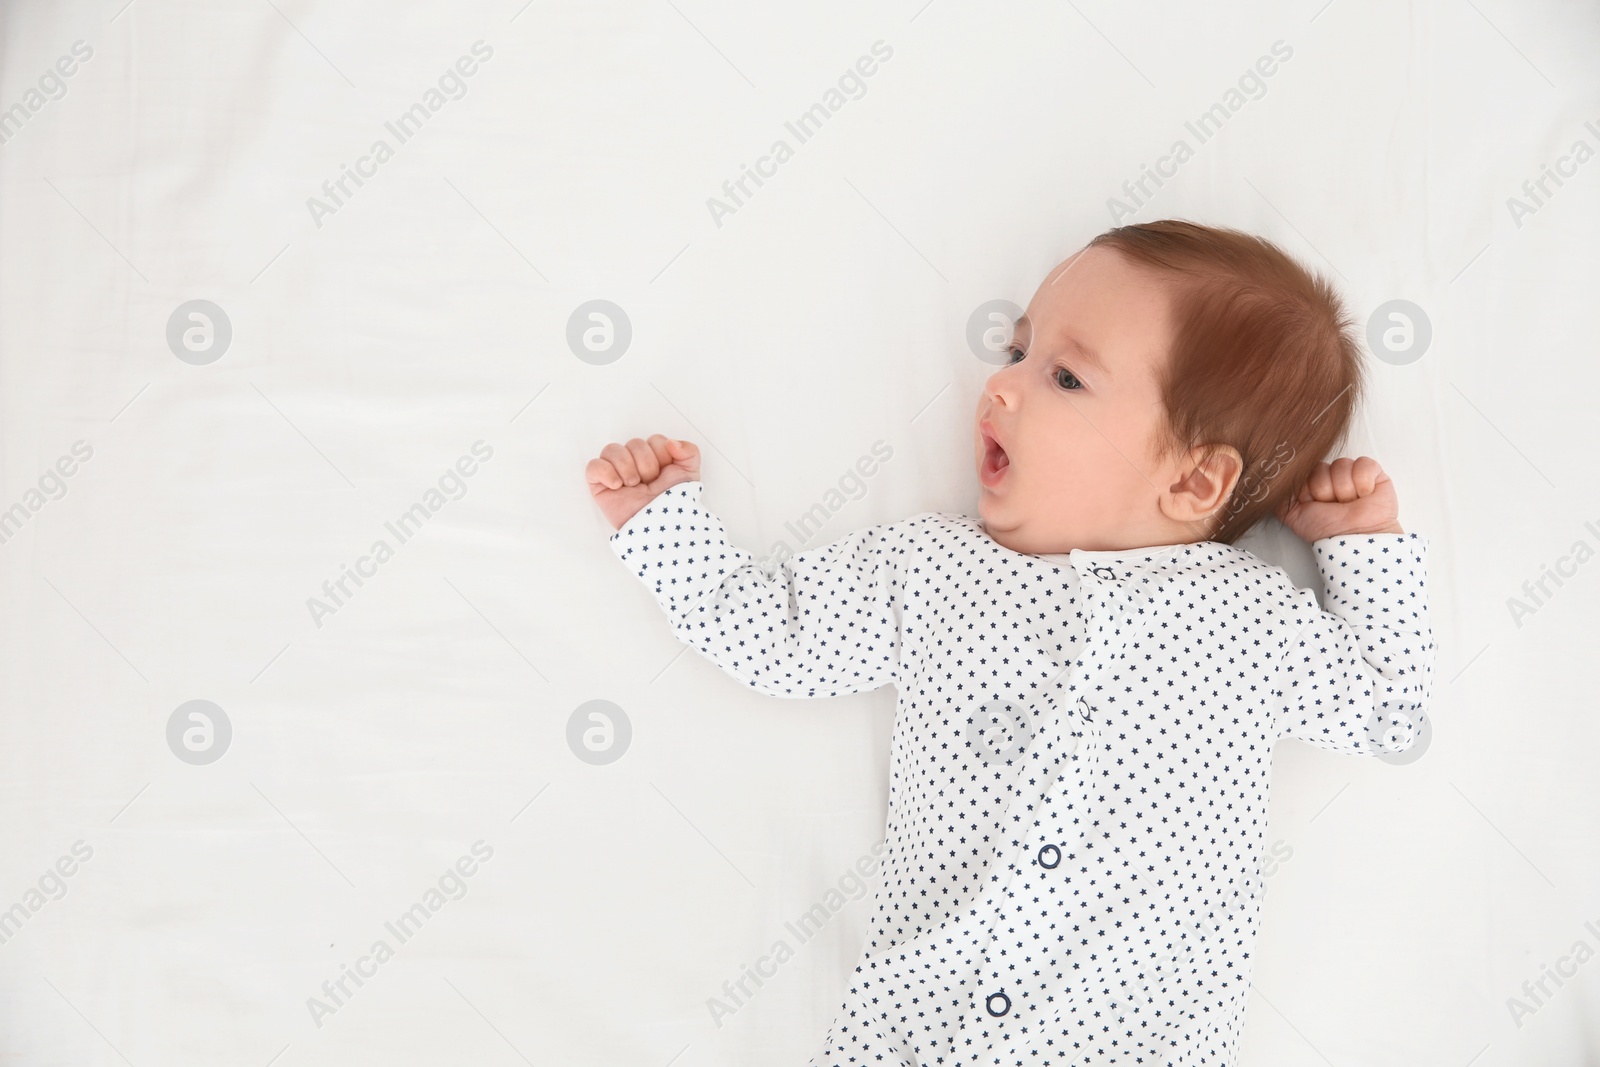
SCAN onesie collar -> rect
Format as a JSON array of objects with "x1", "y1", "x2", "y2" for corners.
[
  {"x1": 1023, "y1": 535, "x2": 1239, "y2": 581},
  {"x1": 959, "y1": 512, "x2": 1232, "y2": 577},
  {"x1": 1062, "y1": 540, "x2": 1223, "y2": 581}
]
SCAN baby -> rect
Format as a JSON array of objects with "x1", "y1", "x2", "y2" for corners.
[{"x1": 587, "y1": 219, "x2": 1434, "y2": 1066}]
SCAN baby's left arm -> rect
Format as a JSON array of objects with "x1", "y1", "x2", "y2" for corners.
[{"x1": 1269, "y1": 457, "x2": 1435, "y2": 758}]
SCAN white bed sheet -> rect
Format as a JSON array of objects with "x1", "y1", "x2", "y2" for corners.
[{"x1": 1, "y1": 1, "x2": 1597, "y2": 1064}]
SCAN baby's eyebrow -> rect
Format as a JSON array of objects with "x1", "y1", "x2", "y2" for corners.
[{"x1": 1014, "y1": 313, "x2": 1111, "y2": 379}]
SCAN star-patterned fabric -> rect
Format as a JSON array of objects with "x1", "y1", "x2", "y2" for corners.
[{"x1": 609, "y1": 480, "x2": 1434, "y2": 1066}]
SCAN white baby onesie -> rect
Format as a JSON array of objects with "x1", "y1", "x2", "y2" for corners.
[{"x1": 609, "y1": 480, "x2": 1434, "y2": 1066}]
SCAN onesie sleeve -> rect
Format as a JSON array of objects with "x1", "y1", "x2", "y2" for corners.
[
  {"x1": 608, "y1": 480, "x2": 910, "y2": 699},
  {"x1": 1269, "y1": 532, "x2": 1435, "y2": 758}
]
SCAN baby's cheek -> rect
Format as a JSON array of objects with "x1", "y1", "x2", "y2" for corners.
[{"x1": 1069, "y1": 459, "x2": 1136, "y2": 514}]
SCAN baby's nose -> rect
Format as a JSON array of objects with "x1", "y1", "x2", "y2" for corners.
[{"x1": 984, "y1": 367, "x2": 1015, "y2": 402}]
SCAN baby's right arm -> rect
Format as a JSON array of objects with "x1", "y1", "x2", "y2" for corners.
[
  {"x1": 589, "y1": 436, "x2": 910, "y2": 700},
  {"x1": 586, "y1": 434, "x2": 702, "y2": 531}
]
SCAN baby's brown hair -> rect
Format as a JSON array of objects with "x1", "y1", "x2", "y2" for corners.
[{"x1": 1085, "y1": 219, "x2": 1365, "y2": 545}]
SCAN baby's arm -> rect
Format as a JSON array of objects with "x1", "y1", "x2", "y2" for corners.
[
  {"x1": 1270, "y1": 458, "x2": 1435, "y2": 757},
  {"x1": 589, "y1": 435, "x2": 909, "y2": 700}
]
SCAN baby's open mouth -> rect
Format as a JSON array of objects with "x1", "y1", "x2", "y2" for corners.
[{"x1": 981, "y1": 433, "x2": 1010, "y2": 485}]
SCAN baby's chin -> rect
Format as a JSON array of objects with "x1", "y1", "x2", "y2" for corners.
[
  {"x1": 979, "y1": 494, "x2": 1095, "y2": 553},
  {"x1": 976, "y1": 495, "x2": 1027, "y2": 544}
]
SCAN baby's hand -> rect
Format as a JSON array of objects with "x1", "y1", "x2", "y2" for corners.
[
  {"x1": 1274, "y1": 456, "x2": 1404, "y2": 542},
  {"x1": 587, "y1": 435, "x2": 701, "y2": 531}
]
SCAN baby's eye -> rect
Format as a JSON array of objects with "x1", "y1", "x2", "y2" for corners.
[
  {"x1": 1005, "y1": 345, "x2": 1025, "y2": 365},
  {"x1": 1055, "y1": 367, "x2": 1083, "y2": 391}
]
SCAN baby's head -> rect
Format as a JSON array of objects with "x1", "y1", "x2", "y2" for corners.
[{"x1": 976, "y1": 219, "x2": 1365, "y2": 555}]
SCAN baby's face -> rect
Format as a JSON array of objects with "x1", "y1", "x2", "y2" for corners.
[{"x1": 975, "y1": 245, "x2": 1200, "y2": 555}]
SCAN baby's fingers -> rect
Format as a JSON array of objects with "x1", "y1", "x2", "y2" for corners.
[
  {"x1": 585, "y1": 456, "x2": 624, "y2": 491},
  {"x1": 1296, "y1": 457, "x2": 1390, "y2": 504},
  {"x1": 1351, "y1": 456, "x2": 1388, "y2": 497},
  {"x1": 642, "y1": 435, "x2": 669, "y2": 475},
  {"x1": 627, "y1": 437, "x2": 662, "y2": 484},
  {"x1": 1300, "y1": 462, "x2": 1333, "y2": 503},
  {"x1": 599, "y1": 441, "x2": 642, "y2": 486},
  {"x1": 1327, "y1": 457, "x2": 1360, "y2": 502},
  {"x1": 666, "y1": 438, "x2": 700, "y2": 468}
]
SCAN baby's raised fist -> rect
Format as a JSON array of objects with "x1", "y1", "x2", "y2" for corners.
[
  {"x1": 1274, "y1": 456, "x2": 1403, "y2": 543},
  {"x1": 586, "y1": 435, "x2": 700, "y2": 530}
]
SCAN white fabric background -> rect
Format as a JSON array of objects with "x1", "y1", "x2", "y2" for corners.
[{"x1": 0, "y1": 1, "x2": 1595, "y2": 1064}]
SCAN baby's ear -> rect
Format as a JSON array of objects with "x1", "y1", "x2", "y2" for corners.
[{"x1": 1164, "y1": 444, "x2": 1243, "y2": 524}]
